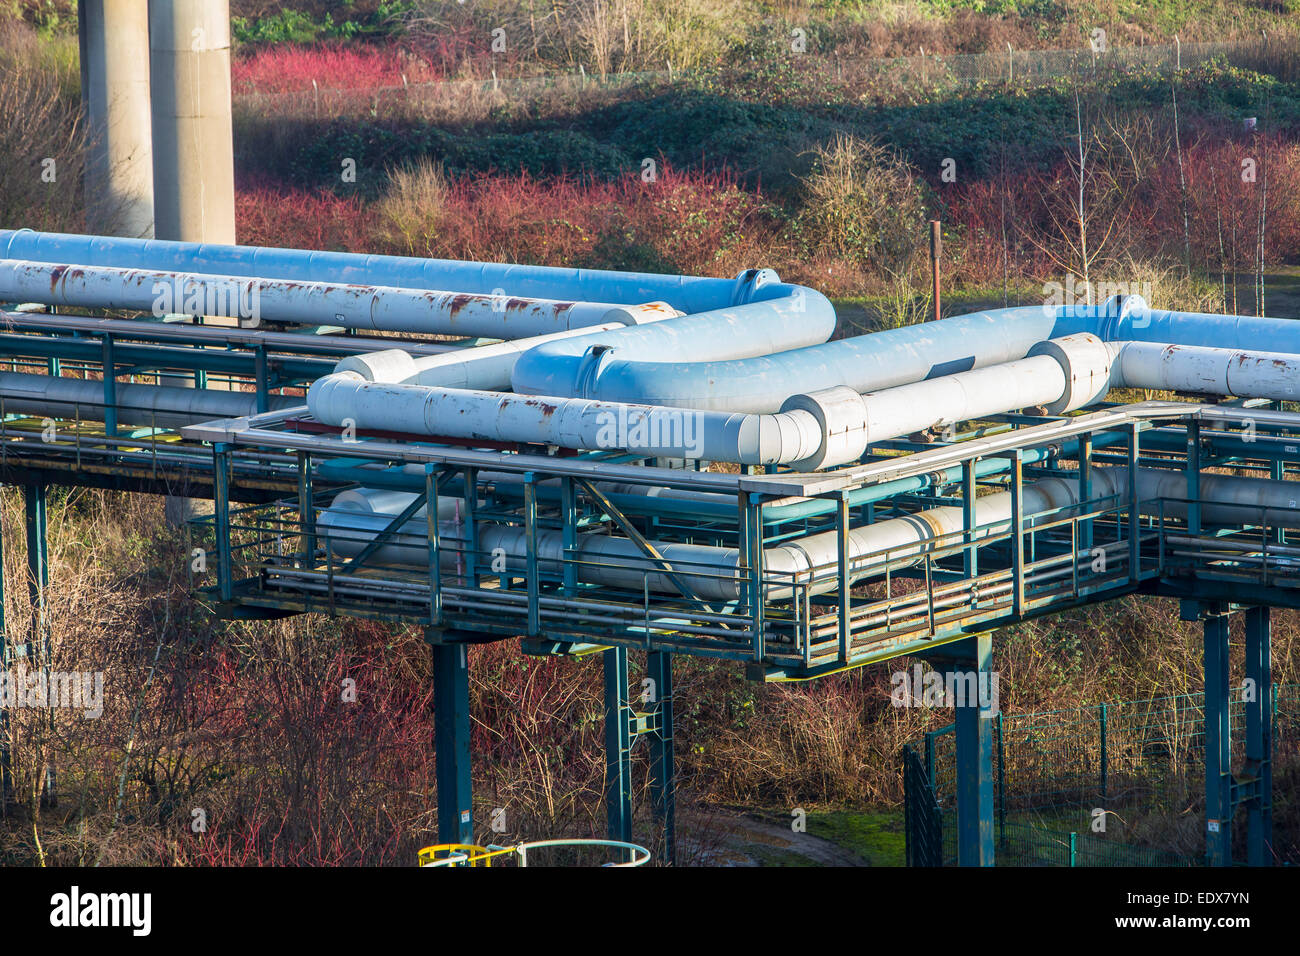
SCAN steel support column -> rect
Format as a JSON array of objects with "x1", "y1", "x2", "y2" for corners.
[
  {"x1": 1127, "y1": 423, "x2": 1141, "y2": 579},
  {"x1": 1203, "y1": 606, "x2": 1232, "y2": 867},
  {"x1": 23, "y1": 484, "x2": 48, "y2": 662},
  {"x1": 1078, "y1": 433, "x2": 1093, "y2": 555},
  {"x1": 836, "y1": 492, "x2": 850, "y2": 662},
  {"x1": 646, "y1": 649, "x2": 675, "y2": 865},
  {"x1": 523, "y1": 473, "x2": 539, "y2": 637},
  {"x1": 1009, "y1": 451, "x2": 1024, "y2": 617},
  {"x1": 604, "y1": 645, "x2": 633, "y2": 846},
  {"x1": 432, "y1": 639, "x2": 473, "y2": 845},
  {"x1": 1245, "y1": 605, "x2": 1273, "y2": 866},
  {"x1": 295, "y1": 451, "x2": 314, "y2": 568},
  {"x1": 23, "y1": 483, "x2": 54, "y2": 805},
  {"x1": 212, "y1": 444, "x2": 232, "y2": 602},
  {"x1": 426, "y1": 464, "x2": 442, "y2": 627},
  {"x1": 951, "y1": 633, "x2": 994, "y2": 866}
]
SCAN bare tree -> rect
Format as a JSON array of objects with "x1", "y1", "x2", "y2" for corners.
[{"x1": 1027, "y1": 90, "x2": 1130, "y2": 303}]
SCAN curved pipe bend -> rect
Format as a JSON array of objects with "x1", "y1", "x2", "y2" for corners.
[{"x1": 509, "y1": 281, "x2": 838, "y2": 403}]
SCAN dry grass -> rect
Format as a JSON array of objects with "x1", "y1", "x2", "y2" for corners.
[
  {"x1": 794, "y1": 134, "x2": 931, "y2": 283},
  {"x1": 374, "y1": 157, "x2": 450, "y2": 256},
  {"x1": 0, "y1": 18, "x2": 86, "y2": 233}
]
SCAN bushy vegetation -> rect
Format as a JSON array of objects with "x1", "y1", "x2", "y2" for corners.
[{"x1": 5, "y1": 5, "x2": 1300, "y2": 865}]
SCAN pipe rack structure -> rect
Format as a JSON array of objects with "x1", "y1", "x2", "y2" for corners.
[{"x1": 2, "y1": 229, "x2": 1298, "y2": 869}]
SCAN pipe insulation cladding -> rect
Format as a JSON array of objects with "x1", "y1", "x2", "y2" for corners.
[
  {"x1": 512, "y1": 296, "x2": 1300, "y2": 412},
  {"x1": 0, "y1": 231, "x2": 793, "y2": 317},
  {"x1": 307, "y1": 372, "x2": 833, "y2": 467},
  {"x1": 1108, "y1": 341, "x2": 1300, "y2": 401},
  {"x1": 306, "y1": 334, "x2": 1113, "y2": 468},
  {"x1": 0, "y1": 260, "x2": 681, "y2": 338}
]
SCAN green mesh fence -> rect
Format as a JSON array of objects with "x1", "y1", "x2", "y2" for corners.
[{"x1": 909, "y1": 684, "x2": 1299, "y2": 866}]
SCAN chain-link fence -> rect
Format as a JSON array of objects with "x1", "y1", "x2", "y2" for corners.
[{"x1": 904, "y1": 683, "x2": 1300, "y2": 866}]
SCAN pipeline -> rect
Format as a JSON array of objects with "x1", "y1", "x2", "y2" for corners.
[
  {"x1": 512, "y1": 296, "x2": 1300, "y2": 412},
  {"x1": 0, "y1": 230, "x2": 808, "y2": 319},
  {"x1": 317, "y1": 465, "x2": 1300, "y2": 602},
  {"x1": 0, "y1": 371, "x2": 297, "y2": 427},
  {"x1": 314, "y1": 470, "x2": 1112, "y2": 601},
  {"x1": 0, "y1": 259, "x2": 680, "y2": 337}
]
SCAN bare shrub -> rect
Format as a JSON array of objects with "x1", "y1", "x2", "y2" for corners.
[
  {"x1": 793, "y1": 134, "x2": 931, "y2": 281},
  {"x1": 375, "y1": 157, "x2": 450, "y2": 256}
]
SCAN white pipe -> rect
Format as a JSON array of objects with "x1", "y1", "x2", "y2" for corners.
[
  {"x1": 330, "y1": 488, "x2": 464, "y2": 522},
  {"x1": 307, "y1": 371, "x2": 836, "y2": 467},
  {"x1": 0, "y1": 260, "x2": 679, "y2": 337},
  {"x1": 305, "y1": 334, "x2": 1112, "y2": 469},
  {"x1": 335, "y1": 324, "x2": 635, "y2": 391},
  {"x1": 1110, "y1": 341, "x2": 1300, "y2": 402}
]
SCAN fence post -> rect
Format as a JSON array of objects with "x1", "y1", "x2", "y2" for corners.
[
  {"x1": 1069, "y1": 831, "x2": 1078, "y2": 867},
  {"x1": 996, "y1": 711, "x2": 1006, "y2": 846},
  {"x1": 1099, "y1": 703, "x2": 1108, "y2": 801}
]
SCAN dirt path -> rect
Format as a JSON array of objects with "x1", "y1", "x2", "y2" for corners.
[{"x1": 678, "y1": 809, "x2": 871, "y2": 867}]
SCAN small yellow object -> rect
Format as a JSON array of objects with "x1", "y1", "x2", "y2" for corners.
[{"x1": 417, "y1": 843, "x2": 502, "y2": 867}]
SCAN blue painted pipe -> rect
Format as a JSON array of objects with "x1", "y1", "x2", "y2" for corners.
[
  {"x1": 0, "y1": 229, "x2": 762, "y2": 315},
  {"x1": 519, "y1": 298, "x2": 1300, "y2": 412}
]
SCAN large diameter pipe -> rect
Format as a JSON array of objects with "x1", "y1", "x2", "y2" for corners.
[
  {"x1": 1103, "y1": 301, "x2": 1300, "y2": 356},
  {"x1": 149, "y1": 0, "x2": 236, "y2": 245},
  {"x1": 513, "y1": 295, "x2": 1300, "y2": 413},
  {"x1": 514, "y1": 303, "x2": 1093, "y2": 411},
  {"x1": 308, "y1": 335, "x2": 1108, "y2": 469},
  {"x1": 857, "y1": 355, "x2": 1064, "y2": 441},
  {"x1": 1127, "y1": 468, "x2": 1300, "y2": 527},
  {"x1": 510, "y1": 283, "x2": 837, "y2": 404},
  {"x1": 0, "y1": 232, "x2": 778, "y2": 316},
  {"x1": 0, "y1": 260, "x2": 675, "y2": 338},
  {"x1": 1111, "y1": 341, "x2": 1300, "y2": 402},
  {"x1": 307, "y1": 371, "x2": 839, "y2": 467},
  {"x1": 334, "y1": 325, "x2": 645, "y2": 391},
  {"x1": 78, "y1": 0, "x2": 154, "y2": 239}
]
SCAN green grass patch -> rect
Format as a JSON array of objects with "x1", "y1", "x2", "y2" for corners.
[{"x1": 806, "y1": 809, "x2": 907, "y2": 866}]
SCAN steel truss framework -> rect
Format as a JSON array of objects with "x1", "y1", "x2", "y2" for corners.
[{"x1": 0, "y1": 317, "x2": 1294, "y2": 865}]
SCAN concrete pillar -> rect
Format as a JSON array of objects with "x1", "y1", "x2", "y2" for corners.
[
  {"x1": 148, "y1": 0, "x2": 236, "y2": 245},
  {"x1": 148, "y1": 0, "x2": 237, "y2": 523},
  {"x1": 78, "y1": 0, "x2": 155, "y2": 238}
]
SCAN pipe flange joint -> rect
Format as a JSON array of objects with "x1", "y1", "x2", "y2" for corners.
[
  {"x1": 1028, "y1": 333, "x2": 1113, "y2": 414},
  {"x1": 575, "y1": 344, "x2": 616, "y2": 399},
  {"x1": 730, "y1": 268, "x2": 781, "y2": 306},
  {"x1": 779, "y1": 386, "x2": 869, "y2": 471},
  {"x1": 1098, "y1": 292, "x2": 1151, "y2": 340}
]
